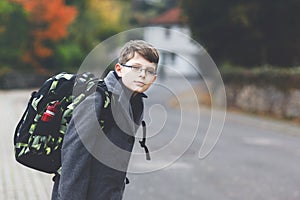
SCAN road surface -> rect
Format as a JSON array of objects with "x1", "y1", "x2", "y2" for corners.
[{"x1": 1, "y1": 77, "x2": 300, "y2": 200}]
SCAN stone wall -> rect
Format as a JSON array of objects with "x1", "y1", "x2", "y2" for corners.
[
  {"x1": 0, "y1": 73, "x2": 49, "y2": 89},
  {"x1": 224, "y1": 84, "x2": 300, "y2": 119}
]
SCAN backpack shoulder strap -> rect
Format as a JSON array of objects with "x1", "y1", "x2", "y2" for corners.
[
  {"x1": 96, "y1": 80, "x2": 114, "y2": 133},
  {"x1": 96, "y1": 80, "x2": 151, "y2": 160}
]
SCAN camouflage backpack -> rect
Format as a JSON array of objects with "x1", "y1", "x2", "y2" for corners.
[{"x1": 13, "y1": 72, "x2": 112, "y2": 174}]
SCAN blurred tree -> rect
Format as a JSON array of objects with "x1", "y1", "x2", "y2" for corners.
[
  {"x1": 13, "y1": 0, "x2": 77, "y2": 73},
  {"x1": 181, "y1": 0, "x2": 300, "y2": 67},
  {"x1": 130, "y1": 0, "x2": 179, "y2": 25},
  {"x1": 88, "y1": 0, "x2": 125, "y2": 40},
  {"x1": 0, "y1": 0, "x2": 29, "y2": 73},
  {"x1": 52, "y1": 0, "x2": 129, "y2": 72},
  {"x1": 2, "y1": 0, "x2": 133, "y2": 74}
]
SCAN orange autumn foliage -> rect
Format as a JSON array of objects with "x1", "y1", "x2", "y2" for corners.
[{"x1": 12, "y1": 0, "x2": 77, "y2": 73}]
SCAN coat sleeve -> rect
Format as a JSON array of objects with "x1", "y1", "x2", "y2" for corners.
[{"x1": 56, "y1": 92, "x2": 103, "y2": 200}]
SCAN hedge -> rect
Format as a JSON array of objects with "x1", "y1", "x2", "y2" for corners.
[{"x1": 220, "y1": 66, "x2": 300, "y2": 91}]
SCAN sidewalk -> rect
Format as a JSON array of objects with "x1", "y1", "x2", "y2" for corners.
[{"x1": 1, "y1": 90, "x2": 53, "y2": 200}]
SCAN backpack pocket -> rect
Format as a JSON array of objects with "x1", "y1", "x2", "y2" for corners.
[{"x1": 14, "y1": 92, "x2": 63, "y2": 173}]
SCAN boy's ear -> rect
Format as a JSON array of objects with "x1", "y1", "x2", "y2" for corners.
[
  {"x1": 115, "y1": 63, "x2": 122, "y2": 77},
  {"x1": 152, "y1": 74, "x2": 157, "y2": 82}
]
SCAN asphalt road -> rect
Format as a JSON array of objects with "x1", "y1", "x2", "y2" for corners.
[
  {"x1": 125, "y1": 77, "x2": 300, "y2": 200},
  {"x1": 1, "y1": 77, "x2": 300, "y2": 200}
]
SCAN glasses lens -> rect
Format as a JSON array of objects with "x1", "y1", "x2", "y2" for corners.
[
  {"x1": 146, "y1": 69, "x2": 156, "y2": 76},
  {"x1": 131, "y1": 66, "x2": 140, "y2": 72},
  {"x1": 122, "y1": 64, "x2": 156, "y2": 76}
]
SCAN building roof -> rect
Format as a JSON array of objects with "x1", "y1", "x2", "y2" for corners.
[{"x1": 148, "y1": 7, "x2": 186, "y2": 25}]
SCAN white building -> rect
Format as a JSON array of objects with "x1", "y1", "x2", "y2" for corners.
[{"x1": 143, "y1": 7, "x2": 201, "y2": 78}]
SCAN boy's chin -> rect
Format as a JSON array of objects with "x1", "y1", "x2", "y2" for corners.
[
  {"x1": 132, "y1": 87, "x2": 147, "y2": 93},
  {"x1": 133, "y1": 89, "x2": 145, "y2": 93}
]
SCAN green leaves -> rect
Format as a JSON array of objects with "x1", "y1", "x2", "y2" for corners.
[{"x1": 0, "y1": 1, "x2": 29, "y2": 72}]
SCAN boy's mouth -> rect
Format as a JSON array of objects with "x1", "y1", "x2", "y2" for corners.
[{"x1": 134, "y1": 81, "x2": 145, "y2": 86}]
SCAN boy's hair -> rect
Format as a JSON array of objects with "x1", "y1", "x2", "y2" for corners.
[{"x1": 118, "y1": 40, "x2": 159, "y2": 66}]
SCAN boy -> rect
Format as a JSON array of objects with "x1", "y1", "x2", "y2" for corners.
[{"x1": 51, "y1": 40, "x2": 159, "y2": 200}]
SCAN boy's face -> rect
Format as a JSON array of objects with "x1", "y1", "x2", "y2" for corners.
[{"x1": 115, "y1": 52, "x2": 157, "y2": 93}]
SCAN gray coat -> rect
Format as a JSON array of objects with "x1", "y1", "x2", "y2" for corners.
[{"x1": 51, "y1": 71, "x2": 146, "y2": 200}]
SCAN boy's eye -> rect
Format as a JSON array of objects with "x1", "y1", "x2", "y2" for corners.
[
  {"x1": 147, "y1": 69, "x2": 156, "y2": 75},
  {"x1": 132, "y1": 66, "x2": 140, "y2": 71}
]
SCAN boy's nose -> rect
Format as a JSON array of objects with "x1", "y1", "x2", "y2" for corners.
[{"x1": 139, "y1": 69, "x2": 146, "y2": 77}]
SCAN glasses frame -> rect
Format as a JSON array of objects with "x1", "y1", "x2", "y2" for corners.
[{"x1": 120, "y1": 64, "x2": 157, "y2": 77}]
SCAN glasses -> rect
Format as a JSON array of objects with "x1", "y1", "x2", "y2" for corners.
[{"x1": 121, "y1": 64, "x2": 157, "y2": 77}]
